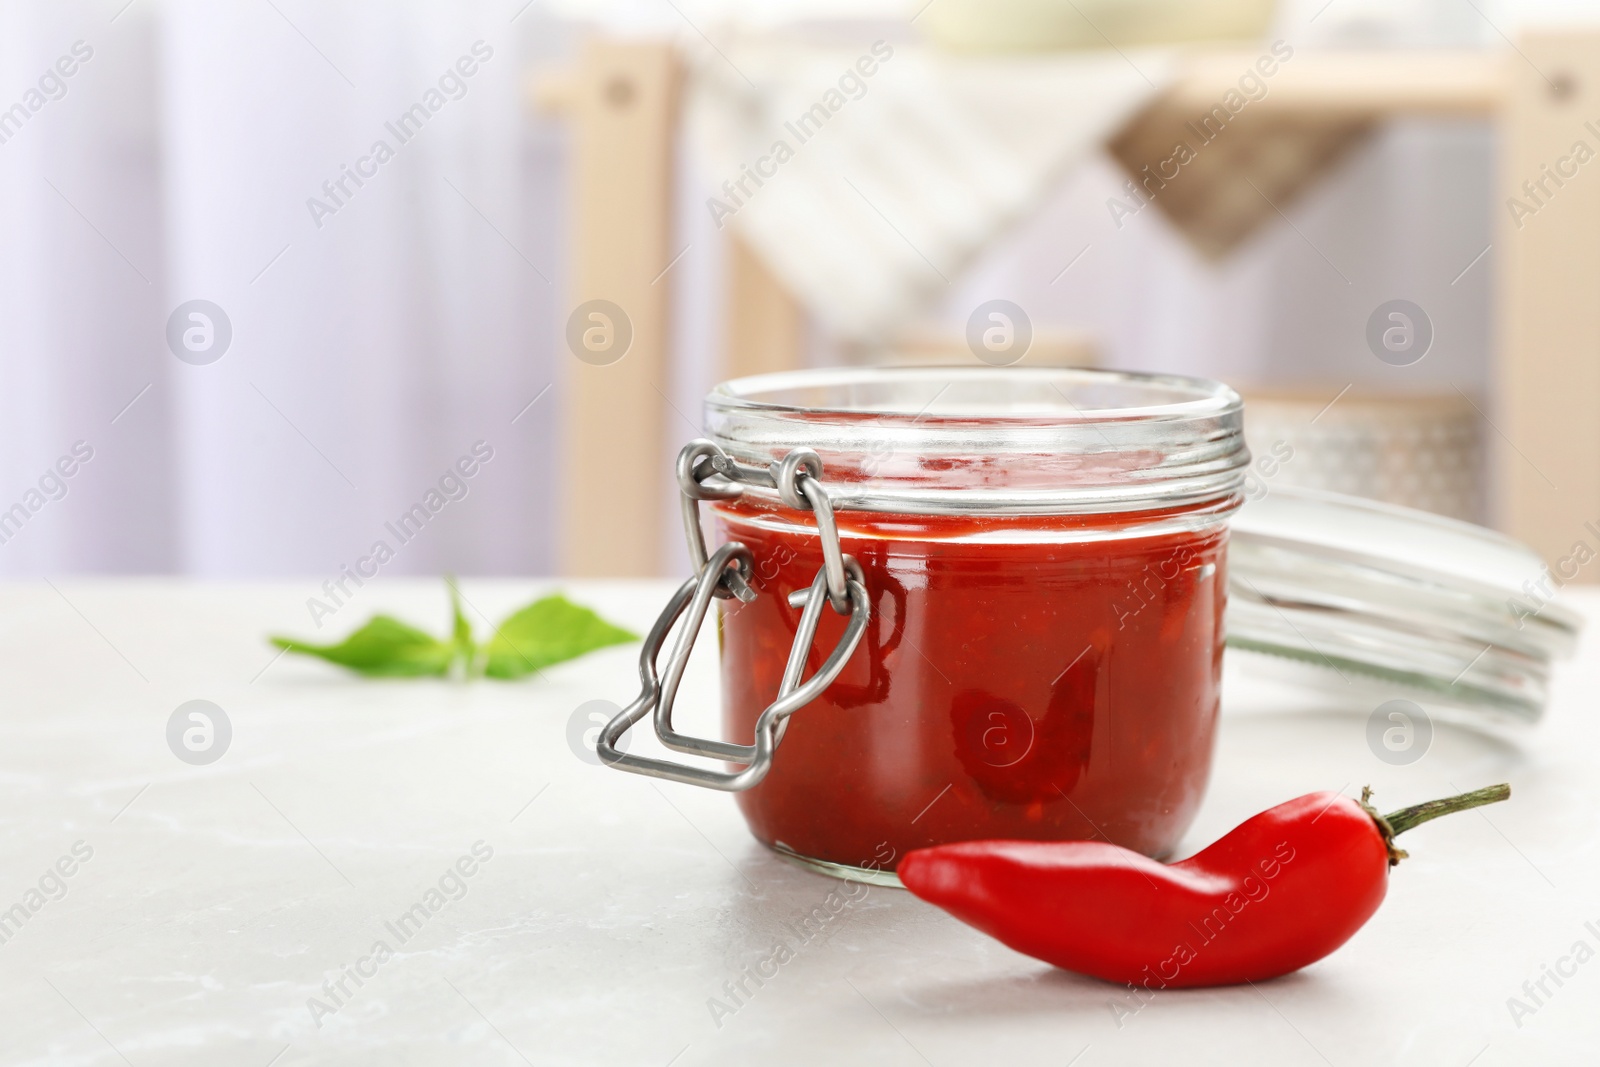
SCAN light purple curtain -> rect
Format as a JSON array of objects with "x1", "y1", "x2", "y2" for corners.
[{"x1": 0, "y1": 0, "x2": 568, "y2": 577}]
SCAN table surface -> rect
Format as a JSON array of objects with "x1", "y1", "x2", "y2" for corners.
[{"x1": 1, "y1": 578, "x2": 1596, "y2": 1067}]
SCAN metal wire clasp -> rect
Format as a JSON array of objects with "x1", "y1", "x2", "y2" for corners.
[{"x1": 597, "y1": 441, "x2": 870, "y2": 792}]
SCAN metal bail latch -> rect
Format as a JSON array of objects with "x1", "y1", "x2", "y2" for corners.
[{"x1": 596, "y1": 441, "x2": 870, "y2": 792}]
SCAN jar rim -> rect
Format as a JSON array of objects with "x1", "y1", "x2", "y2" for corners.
[
  {"x1": 704, "y1": 366, "x2": 1248, "y2": 517},
  {"x1": 710, "y1": 366, "x2": 1242, "y2": 424}
]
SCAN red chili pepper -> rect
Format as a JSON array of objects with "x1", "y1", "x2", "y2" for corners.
[{"x1": 898, "y1": 783, "x2": 1509, "y2": 988}]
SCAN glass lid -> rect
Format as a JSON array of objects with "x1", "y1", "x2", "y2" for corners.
[{"x1": 1226, "y1": 486, "x2": 1581, "y2": 726}]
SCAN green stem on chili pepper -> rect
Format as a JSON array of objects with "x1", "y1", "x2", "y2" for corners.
[
  {"x1": 1369, "y1": 782, "x2": 1512, "y2": 864},
  {"x1": 899, "y1": 782, "x2": 1512, "y2": 989}
]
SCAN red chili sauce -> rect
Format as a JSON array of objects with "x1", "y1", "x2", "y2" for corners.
[{"x1": 713, "y1": 500, "x2": 1229, "y2": 874}]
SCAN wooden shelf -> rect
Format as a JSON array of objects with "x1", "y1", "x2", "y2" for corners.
[{"x1": 1163, "y1": 50, "x2": 1506, "y2": 118}]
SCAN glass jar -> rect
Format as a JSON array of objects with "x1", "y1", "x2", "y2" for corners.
[{"x1": 599, "y1": 366, "x2": 1249, "y2": 884}]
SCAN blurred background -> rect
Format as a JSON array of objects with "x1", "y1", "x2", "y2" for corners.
[{"x1": 1, "y1": 0, "x2": 1595, "y2": 581}]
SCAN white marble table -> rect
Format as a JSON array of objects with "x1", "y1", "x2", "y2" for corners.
[{"x1": 1, "y1": 579, "x2": 1596, "y2": 1066}]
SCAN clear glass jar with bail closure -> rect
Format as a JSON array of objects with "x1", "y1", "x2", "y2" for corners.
[{"x1": 598, "y1": 366, "x2": 1249, "y2": 884}]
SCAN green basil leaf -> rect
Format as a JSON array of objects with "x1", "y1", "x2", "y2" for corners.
[
  {"x1": 271, "y1": 616, "x2": 457, "y2": 677},
  {"x1": 446, "y1": 577, "x2": 474, "y2": 664},
  {"x1": 483, "y1": 594, "x2": 638, "y2": 679}
]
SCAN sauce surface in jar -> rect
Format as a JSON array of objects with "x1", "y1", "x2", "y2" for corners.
[{"x1": 715, "y1": 501, "x2": 1229, "y2": 874}]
